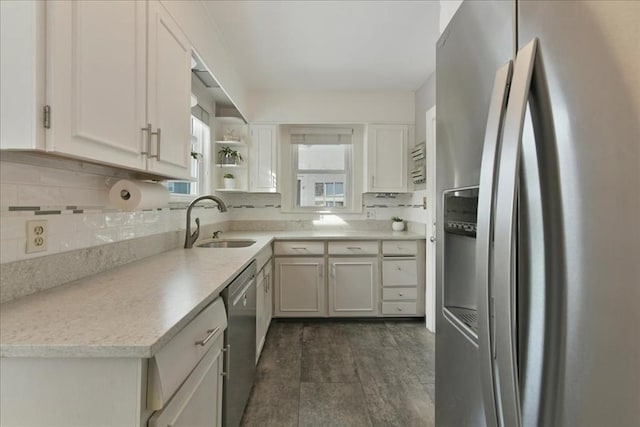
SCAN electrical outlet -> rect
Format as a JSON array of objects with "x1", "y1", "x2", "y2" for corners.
[
  {"x1": 366, "y1": 209, "x2": 376, "y2": 219},
  {"x1": 26, "y1": 220, "x2": 48, "y2": 254}
]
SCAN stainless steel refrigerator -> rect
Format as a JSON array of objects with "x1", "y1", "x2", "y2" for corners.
[{"x1": 435, "y1": 1, "x2": 640, "y2": 426}]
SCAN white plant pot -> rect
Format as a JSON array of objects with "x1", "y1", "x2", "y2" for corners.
[
  {"x1": 392, "y1": 221, "x2": 405, "y2": 231},
  {"x1": 223, "y1": 178, "x2": 236, "y2": 189}
]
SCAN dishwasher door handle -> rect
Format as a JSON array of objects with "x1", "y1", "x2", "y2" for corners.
[{"x1": 221, "y1": 344, "x2": 231, "y2": 379}]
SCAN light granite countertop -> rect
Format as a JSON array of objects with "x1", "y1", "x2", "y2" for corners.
[{"x1": 0, "y1": 230, "x2": 424, "y2": 359}]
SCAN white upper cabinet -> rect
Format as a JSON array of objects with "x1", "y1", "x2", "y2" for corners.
[
  {"x1": 0, "y1": 0, "x2": 45, "y2": 150},
  {"x1": 249, "y1": 124, "x2": 277, "y2": 193},
  {"x1": 1, "y1": 0, "x2": 191, "y2": 180},
  {"x1": 365, "y1": 124, "x2": 408, "y2": 192},
  {"x1": 46, "y1": 0, "x2": 147, "y2": 171},
  {"x1": 146, "y1": 0, "x2": 191, "y2": 178}
]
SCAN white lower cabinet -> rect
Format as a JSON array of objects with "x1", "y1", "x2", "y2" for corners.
[
  {"x1": 328, "y1": 257, "x2": 379, "y2": 317},
  {"x1": 148, "y1": 337, "x2": 224, "y2": 427},
  {"x1": 274, "y1": 257, "x2": 326, "y2": 317},
  {"x1": 0, "y1": 298, "x2": 227, "y2": 427},
  {"x1": 256, "y1": 269, "x2": 265, "y2": 361},
  {"x1": 256, "y1": 257, "x2": 273, "y2": 362}
]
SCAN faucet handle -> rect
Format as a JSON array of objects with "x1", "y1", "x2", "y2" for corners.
[{"x1": 212, "y1": 230, "x2": 223, "y2": 239}]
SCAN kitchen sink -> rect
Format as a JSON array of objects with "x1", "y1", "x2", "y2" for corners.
[{"x1": 197, "y1": 239, "x2": 256, "y2": 248}]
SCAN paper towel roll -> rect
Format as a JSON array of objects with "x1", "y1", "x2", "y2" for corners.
[{"x1": 108, "y1": 180, "x2": 169, "y2": 211}]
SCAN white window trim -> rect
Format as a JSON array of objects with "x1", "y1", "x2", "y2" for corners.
[
  {"x1": 280, "y1": 124, "x2": 363, "y2": 214},
  {"x1": 168, "y1": 112, "x2": 212, "y2": 201}
]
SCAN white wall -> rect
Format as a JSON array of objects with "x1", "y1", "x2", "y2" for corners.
[
  {"x1": 440, "y1": 0, "x2": 464, "y2": 34},
  {"x1": 0, "y1": 155, "x2": 228, "y2": 264},
  {"x1": 249, "y1": 90, "x2": 415, "y2": 124},
  {"x1": 414, "y1": 73, "x2": 436, "y2": 145},
  {"x1": 161, "y1": 0, "x2": 249, "y2": 119}
]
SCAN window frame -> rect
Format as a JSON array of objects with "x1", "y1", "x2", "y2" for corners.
[
  {"x1": 291, "y1": 141, "x2": 353, "y2": 213},
  {"x1": 167, "y1": 109, "x2": 211, "y2": 201}
]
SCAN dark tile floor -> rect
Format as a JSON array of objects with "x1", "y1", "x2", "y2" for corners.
[{"x1": 241, "y1": 320, "x2": 435, "y2": 427}]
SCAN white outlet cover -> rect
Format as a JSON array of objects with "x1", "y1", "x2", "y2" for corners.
[{"x1": 26, "y1": 220, "x2": 48, "y2": 254}]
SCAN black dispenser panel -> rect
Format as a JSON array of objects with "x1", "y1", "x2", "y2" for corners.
[{"x1": 444, "y1": 187, "x2": 478, "y2": 238}]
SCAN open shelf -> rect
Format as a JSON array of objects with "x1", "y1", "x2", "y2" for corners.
[
  {"x1": 215, "y1": 164, "x2": 247, "y2": 168},
  {"x1": 215, "y1": 140, "x2": 245, "y2": 146}
]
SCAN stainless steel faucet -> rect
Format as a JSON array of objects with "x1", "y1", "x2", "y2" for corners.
[
  {"x1": 184, "y1": 195, "x2": 228, "y2": 248},
  {"x1": 212, "y1": 230, "x2": 223, "y2": 239}
]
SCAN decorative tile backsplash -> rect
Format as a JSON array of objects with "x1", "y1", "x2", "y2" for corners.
[{"x1": 0, "y1": 156, "x2": 427, "y2": 264}]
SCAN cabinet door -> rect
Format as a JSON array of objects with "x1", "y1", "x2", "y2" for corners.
[
  {"x1": 329, "y1": 257, "x2": 379, "y2": 317},
  {"x1": 274, "y1": 257, "x2": 326, "y2": 317},
  {"x1": 46, "y1": 0, "x2": 146, "y2": 170},
  {"x1": 149, "y1": 338, "x2": 224, "y2": 427},
  {"x1": 256, "y1": 271, "x2": 265, "y2": 362},
  {"x1": 249, "y1": 124, "x2": 277, "y2": 193},
  {"x1": 265, "y1": 265, "x2": 273, "y2": 327},
  {"x1": 367, "y1": 125, "x2": 408, "y2": 192},
  {"x1": 146, "y1": 0, "x2": 191, "y2": 179}
]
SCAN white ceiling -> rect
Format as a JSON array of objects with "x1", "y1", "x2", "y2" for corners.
[{"x1": 203, "y1": 1, "x2": 440, "y2": 91}]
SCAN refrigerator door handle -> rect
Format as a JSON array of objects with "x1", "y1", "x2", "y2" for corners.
[
  {"x1": 477, "y1": 60, "x2": 513, "y2": 427},
  {"x1": 492, "y1": 38, "x2": 539, "y2": 427}
]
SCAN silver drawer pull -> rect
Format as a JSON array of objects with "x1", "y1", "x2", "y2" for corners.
[
  {"x1": 291, "y1": 247, "x2": 307, "y2": 250},
  {"x1": 396, "y1": 266, "x2": 401, "y2": 271},
  {"x1": 397, "y1": 307, "x2": 403, "y2": 311},
  {"x1": 347, "y1": 247, "x2": 361, "y2": 250},
  {"x1": 195, "y1": 327, "x2": 220, "y2": 346},
  {"x1": 398, "y1": 293, "x2": 404, "y2": 296}
]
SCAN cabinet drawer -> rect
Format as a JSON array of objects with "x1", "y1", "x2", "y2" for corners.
[
  {"x1": 382, "y1": 287, "x2": 417, "y2": 301},
  {"x1": 382, "y1": 240, "x2": 418, "y2": 256},
  {"x1": 382, "y1": 302, "x2": 418, "y2": 315},
  {"x1": 147, "y1": 298, "x2": 227, "y2": 410},
  {"x1": 328, "y1": 241, "x2": 378, "y2": 255},
  {"x1": 382, "y1": 259, "x2": 418, "y2": 286},
  {"x1": 274, "y1": 241, "x2": 324, "y2": 255}
]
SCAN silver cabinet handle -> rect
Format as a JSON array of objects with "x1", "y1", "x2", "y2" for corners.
[
  {"x1": 291, "y1": 247, "x2": 307, "y2": 250},
  {"x1": 397, "y1": 307, "x2": 403, "y2": 311},
  {"x1": 398, "y1": 293, "x2": 404, "y2": 297},
  {"x1": 429, "y1": 236, "x2": 436, "y2": 243},
  {"x1": 141, "y1": 123, "x2": 152, "y2": 155},
  {"x1": 346, "y1": 247, "x2": 361, "y2": 250},
  {"x1": 477, "y1": 60, "x2": 514, "y2": 427},
  {"x1": 150, "y1": 127, "x2": 161, "y2": 160},
  {"x1": 194, "y1": 327, "x2": 220, "y2": 346}
]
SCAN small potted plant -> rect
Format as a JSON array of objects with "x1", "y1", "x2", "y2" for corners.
[
  {"x1": 223, "y1": 173, "x2": 236, "y2": 189},
  {"x1": 391, "y1": 216, "x2": 405, "y2": 231},
  {"x1": 218, "y1": 146, "x2": 243, "y2": 165}
]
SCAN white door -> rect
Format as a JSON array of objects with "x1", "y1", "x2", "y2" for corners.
[
  {"x1": 148, "y1": 338, "x2": 224, "y2": 427},
  {"x1": 249, "y1": 125, "x2": 277, "y2": 192},
  {"x1": 425, "y1": 106, "x2": 437, "y2": 332},
  {"x1": 328, "y1": 257, "x2": 379, "y2": 317},
  {"x1": 367, "y1": 125, "x2": 408, "y2": 192},
  {"x1": 146, "y1": 0, "x2": 191, "y2": 179},
  {"x1": 46, "y1": 0, "x2": 146, "y2": 170},
  {"x1": 274, "y1": 258, "x2": 326, "y2": 317}
]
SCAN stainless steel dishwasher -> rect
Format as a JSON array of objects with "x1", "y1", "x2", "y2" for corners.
[{"x1": 222, "y1": 261, "x2": 257, "y2": 427}]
